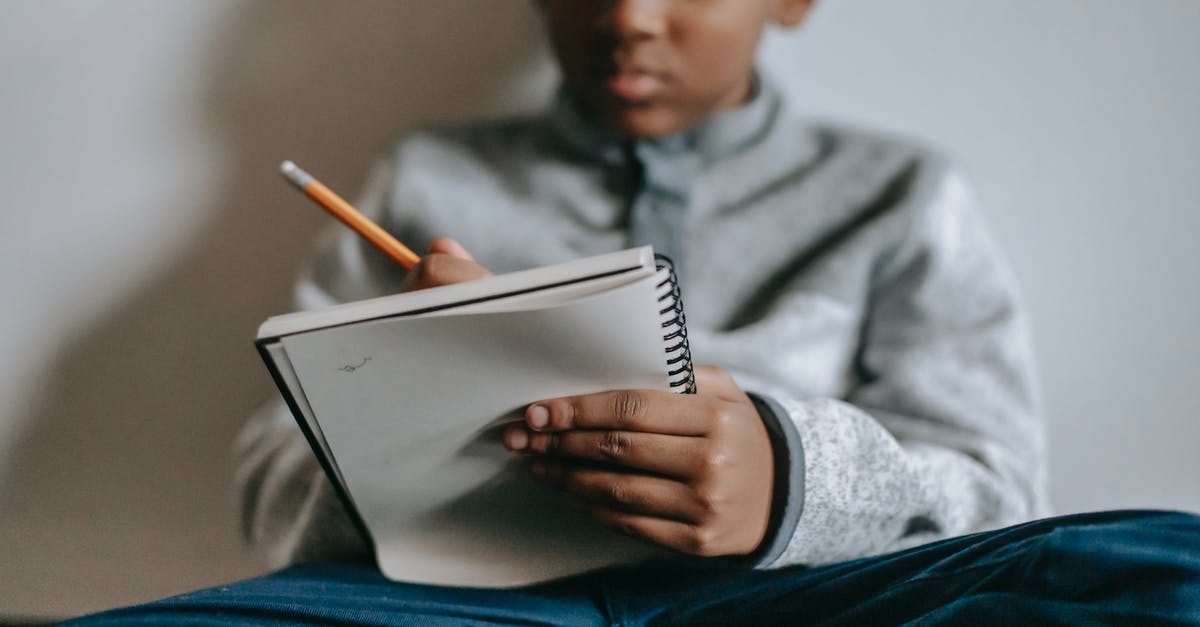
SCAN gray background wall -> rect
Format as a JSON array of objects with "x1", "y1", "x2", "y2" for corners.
[{"x1": 1, "y1": 0, "x2": 1196, "y2": 619}]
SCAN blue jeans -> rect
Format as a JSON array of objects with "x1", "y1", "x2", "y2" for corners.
[{"x1": 69, "y1": 510, "x2": 1200, "y2": 626}]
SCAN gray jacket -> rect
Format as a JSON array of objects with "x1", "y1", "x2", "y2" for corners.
[{"x1": 236, "y1": 76, "x2": 1046, "y2": 571}]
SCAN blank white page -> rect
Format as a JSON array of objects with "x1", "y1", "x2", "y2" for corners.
[
  {"x1": 260, "y1": 247, "x2": 653, "y2": 340},
  {"x1": 263, "y1": 343, "x2": 348, "y2": 490},
  {"x1": 280, "y1": 271, "x2": 673, "y2": 586}
]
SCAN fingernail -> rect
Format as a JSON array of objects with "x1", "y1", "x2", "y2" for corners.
[
  {"x1": 527, "y1": 405, "x2": 549, "y2": 430},
  {"x1": 530, "y1": 461, "x2": 546, "y2": 480},
  {"x1": 505, "y1": 428, "x2": 528, "y2": 451}
]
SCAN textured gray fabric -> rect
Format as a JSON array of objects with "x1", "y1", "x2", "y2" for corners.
[{"x1": 235, "y1": 74, "x2": 1046, "y2": 572}]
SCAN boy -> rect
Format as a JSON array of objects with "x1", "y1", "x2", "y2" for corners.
[{"x1": 72, "y1": 0, "x2": 1199, "y2": 624}]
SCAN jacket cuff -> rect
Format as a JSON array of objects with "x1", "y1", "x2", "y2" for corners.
[{"x1": 745, "y1": 392, "x2": 805, "y2": 568}]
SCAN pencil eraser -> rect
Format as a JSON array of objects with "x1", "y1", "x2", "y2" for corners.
[{"x1": 280, "y1": 160, "x2": 314, "y2": 188}]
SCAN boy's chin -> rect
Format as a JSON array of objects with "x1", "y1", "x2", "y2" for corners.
[{"x1": 599, "y1": 106, "x2": 698, "y2": 140}]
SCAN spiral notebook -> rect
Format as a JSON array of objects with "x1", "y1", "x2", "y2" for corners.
[{"x1": 256, "y1": 246, "x2": 696, "y2": 587}]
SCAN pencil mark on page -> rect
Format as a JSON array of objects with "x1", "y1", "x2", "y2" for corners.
[{"x1": 337, "y1": 357, "x2": 372, "y2": 373}]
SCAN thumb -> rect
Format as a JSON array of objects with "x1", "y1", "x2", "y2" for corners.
[{"x1": 427, "y1": 237, "x2": 476, "y2": 261}]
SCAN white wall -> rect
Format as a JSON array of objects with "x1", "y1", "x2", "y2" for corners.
[
  {"x1": 1, "y1": 0, "x2": 1196, "y2": 619},
  {"x1": 759, "y1": 1, "x2": 1200, "y2": 515},
  {"x1": 0, "y1": 1, "x2": 551, "y2": 617}
]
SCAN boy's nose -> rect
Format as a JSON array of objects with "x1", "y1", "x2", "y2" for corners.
[{"x1": 598, "y1": 0, "x2": 669, "y2": 39}]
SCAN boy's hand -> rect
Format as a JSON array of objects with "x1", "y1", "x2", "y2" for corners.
[
  {"x1": 402, "y1": 238, "x2": 491, "y2": 291},
  {"x1": 504, "y1": 366, "x2": 775, "y2": 557}
]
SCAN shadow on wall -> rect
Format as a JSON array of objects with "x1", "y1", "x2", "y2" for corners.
[{"x1": 0, "y1": 1, "x2": 546, "y2": 617}]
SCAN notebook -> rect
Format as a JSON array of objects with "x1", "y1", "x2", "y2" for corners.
[{"x1": 256, "y1": 246, "x2": 696, "y2": 587}]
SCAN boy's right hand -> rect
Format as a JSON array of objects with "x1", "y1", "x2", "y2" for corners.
[{"x1": 402, "y1": 237, "x2": 492, "y2": 292}]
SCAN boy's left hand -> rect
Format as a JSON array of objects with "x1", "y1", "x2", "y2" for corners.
[{"x1": 503, "y1": 365, "x2": 775, "y2": 557}]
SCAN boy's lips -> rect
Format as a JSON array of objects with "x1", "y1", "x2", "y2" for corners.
[
  {"x1": 597, "y1": 63, "x2": 667, "y2": 102},
  {"x1": 605, "y1": 70, "x2": 663, "y2": 101}
]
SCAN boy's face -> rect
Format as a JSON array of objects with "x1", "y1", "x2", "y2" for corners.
[{"x1": 538, "y1": 0, "x2": 813, "y2": 138}]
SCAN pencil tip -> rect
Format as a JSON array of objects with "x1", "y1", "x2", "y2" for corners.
[{"x1": 279, "y1": 160, "x2": 314, "y2": 189}]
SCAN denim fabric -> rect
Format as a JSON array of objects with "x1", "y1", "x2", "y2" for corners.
[{"x1": 68, "y1": 510, "x2": 1200, "y2": 626}]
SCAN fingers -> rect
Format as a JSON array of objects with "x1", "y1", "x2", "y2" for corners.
[
  {"x1": 692, "y1": 365, "x2": 743, "y2": 401},
  {"x1": 586, "y1": 506, "x2": 721, "y2": 557},
  {"x1": 523, "y1": 367, "x2": 742, "y2": 435},
  {"x1": 532, "y1": 460, "x2": 703, "y2": 524},
  {"x1": 505, "y1": 426, "x2": 705, "y2": 479},
  {"x1": 402, "y1": 244, "x2": 491, "y2": 292},
  {"x1": 511, "y1": 367, "x2": 771, "y2": 558},
  {"x1": 531, "y1": 459, "x2": 723, "y2": 555},
  {"x1": 527, "y1": 390, "x2": 714, "y2": 436},
  {"x1": 426, "y1": 237, "x2": 476, "y2": 261}
]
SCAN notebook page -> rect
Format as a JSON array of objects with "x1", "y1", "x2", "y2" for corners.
[
  {"x1": 264, "y1": 268, "x2": 659, "y2": 496},
  {"x1": 260, "y1": 247, "x2": 654, "y2": 339},
  {"x1": 420, "y1": 266, "x2": 656, "y2": 316},
  {"x1": 280, "y1": 271, "x2": 673, "y2": 586},
  {"x1": 263, "y1": 343, "x2": 347, "y2": 490}
]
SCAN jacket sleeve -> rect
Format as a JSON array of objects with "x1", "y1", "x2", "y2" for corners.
[
  {"x1": 235, "y1": 156, "x2": 404, "y2": 567},
  {"x1": 749, "y1": 168, "x2": 1047, "y2": 568}
]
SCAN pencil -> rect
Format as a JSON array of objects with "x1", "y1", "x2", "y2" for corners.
[{"x1": 279, "y1": 160, "x2": 421, "y2": 269}]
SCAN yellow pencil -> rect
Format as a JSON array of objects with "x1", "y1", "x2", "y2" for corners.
[{"x1": 280, "y1": 160, "x2": 421, "y2": 269}]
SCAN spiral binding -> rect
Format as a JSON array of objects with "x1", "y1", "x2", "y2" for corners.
[{"x1": 654, "y1": 254, "x2": 697, "y2": 395}]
